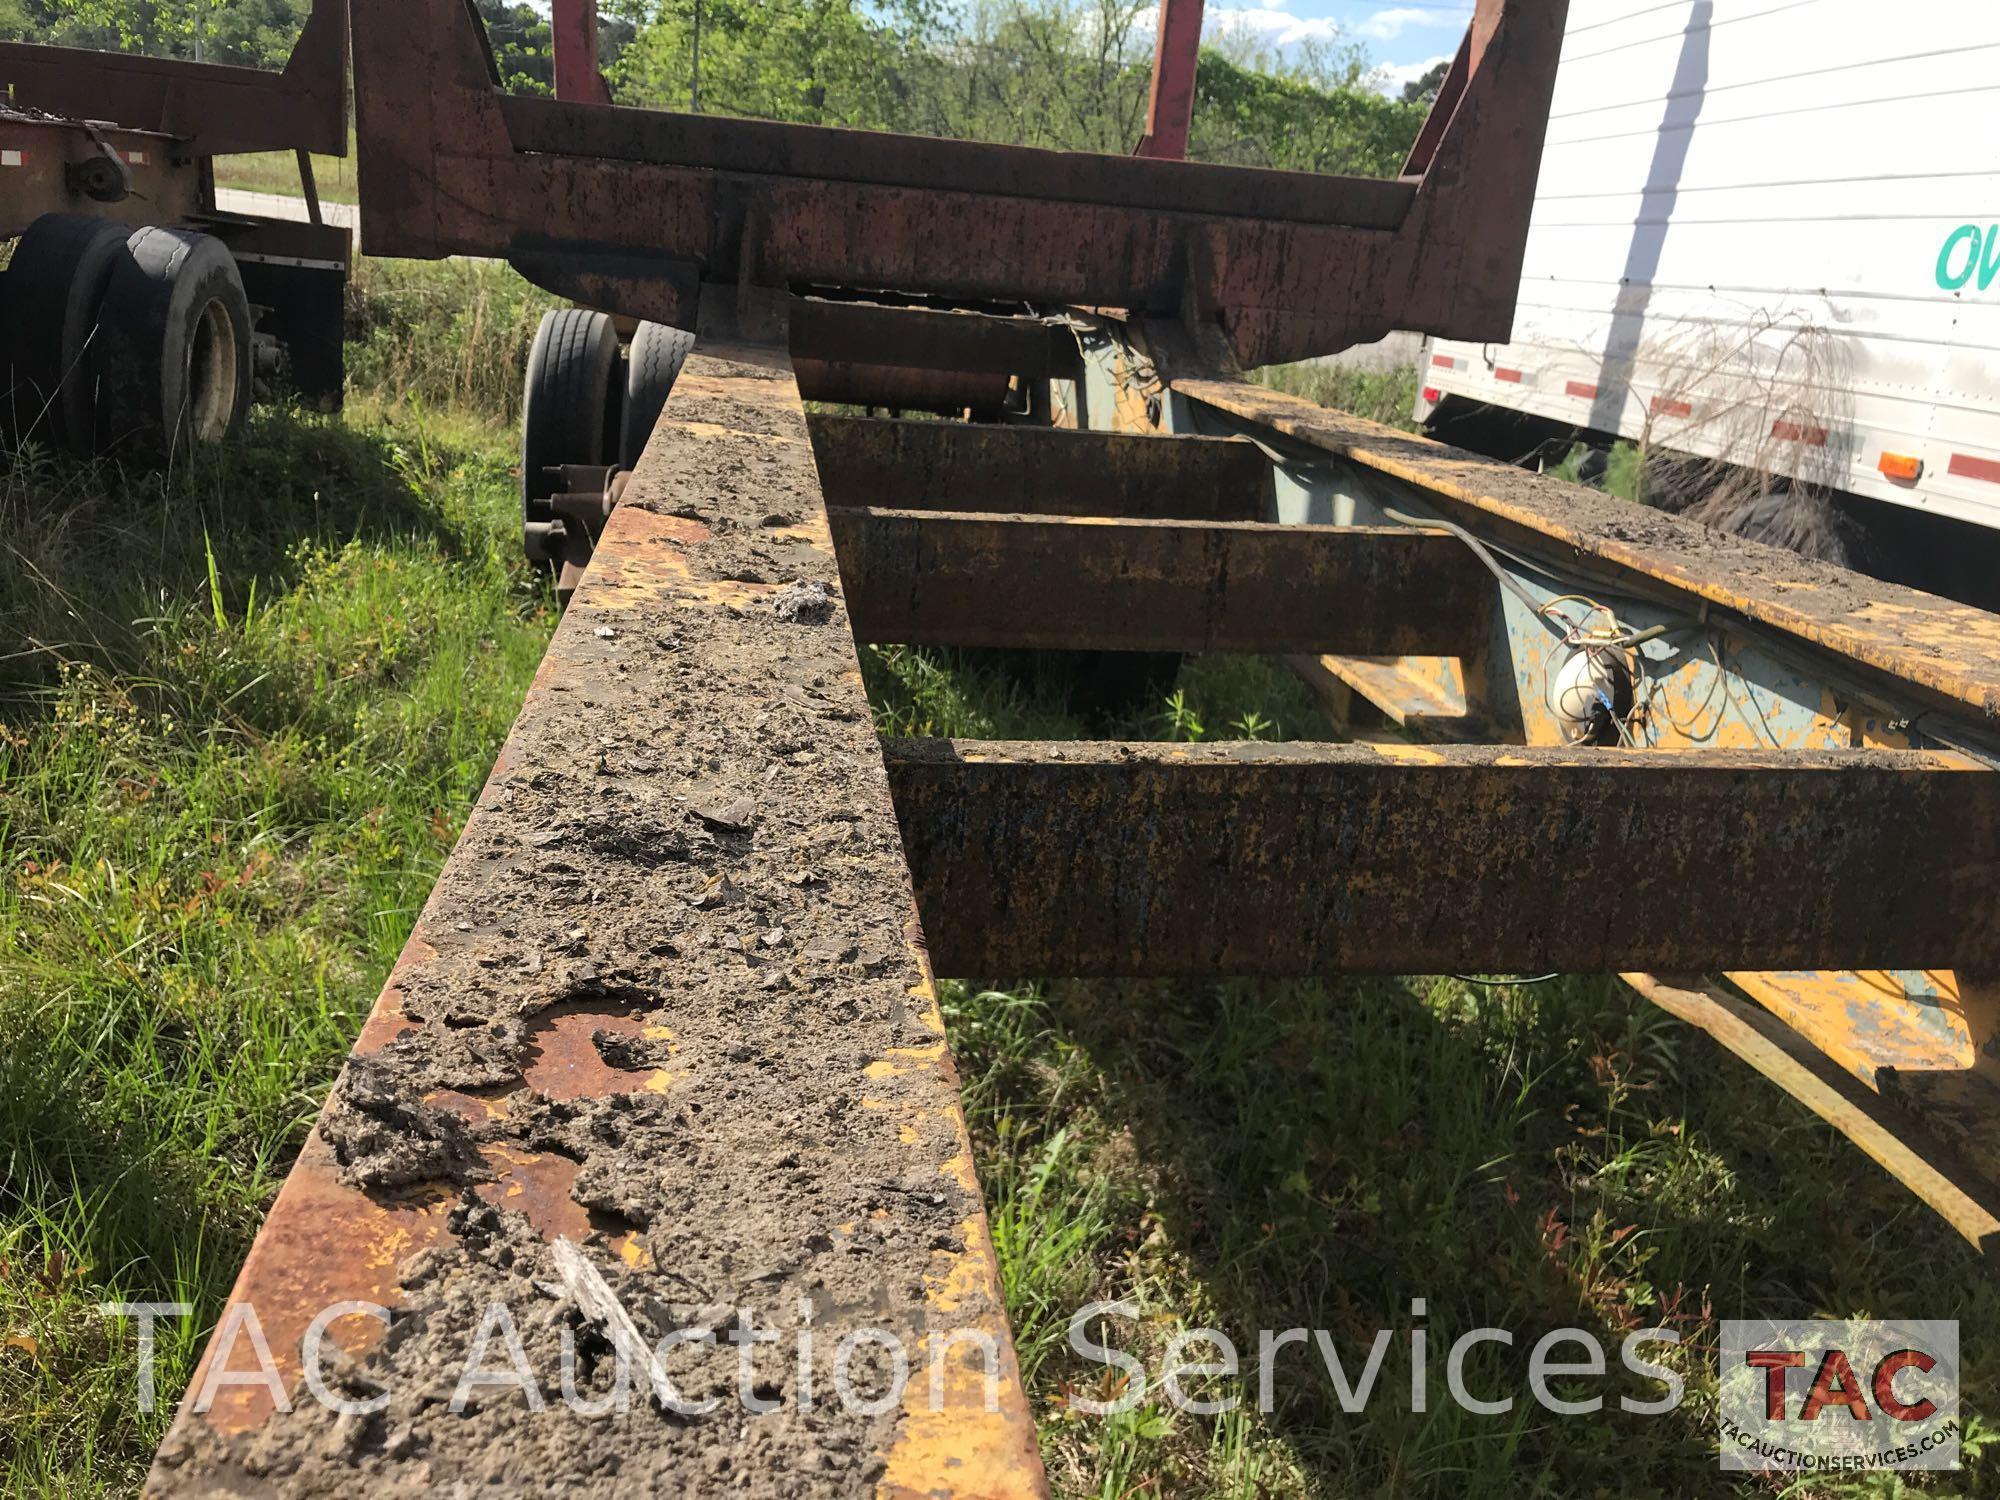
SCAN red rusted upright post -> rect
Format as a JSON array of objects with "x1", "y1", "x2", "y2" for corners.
[
  {"x1": 551, "y1": 0, "x2": 610, "y2": 104},
  {"x1": 1134, "y1": 0, "x2": 1204, "y2": 159}
]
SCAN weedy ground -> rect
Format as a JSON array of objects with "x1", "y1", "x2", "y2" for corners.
[
  {"x1": 0, "y1": 260, "x2": 557, "y2": 1493},
  {"x1": 3, "y1": 266, "x2": 1997, "y2": 1498}
]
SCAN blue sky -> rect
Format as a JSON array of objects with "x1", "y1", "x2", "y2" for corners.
[{"x1": 1174, "y1": 1, "x2": 1474, "y2": 93}]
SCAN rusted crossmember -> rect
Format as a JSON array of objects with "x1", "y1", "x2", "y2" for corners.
[
  {"x1": 883, "y1": 739, "x2": 2000, "y2": 977},
  {"x1": 809, "y1": 415, "x2": 1271, "y2": 520},
  {"x1": 831, "y1": 512, "x2": 1489, "y2": 654},
  {"x1": 146, "y1": 350, "x2": 1044, "y2": 1496}
]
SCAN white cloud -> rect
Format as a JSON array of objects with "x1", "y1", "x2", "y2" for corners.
[
  {"x1": 1354, "y1": 6, "x2": 1470, "y2": 42},
  {"x1": 1368, "y1": 51, "x2": 1452, "y2": 96},
  {"x1": 1203, "y1": 5, "x2": 1343, "y2": 47},
  {"x1": 1134, "y1": 4, "x2": 1472, "y2": 51}
]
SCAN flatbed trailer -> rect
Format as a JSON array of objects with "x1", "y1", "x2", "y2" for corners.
[{"x1": 112, "y1": 0, "x2": 2000, "y2": 1490}]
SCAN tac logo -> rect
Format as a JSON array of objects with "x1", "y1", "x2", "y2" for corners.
[{"x1": 1719, "y1": 1319, "x2": 1960, "y2": 1472}]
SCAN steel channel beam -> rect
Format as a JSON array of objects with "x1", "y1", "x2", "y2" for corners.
[
  {"x1": 790, "y1": 303, "x2": 1081, "y2": 414},
  {"x1": 147, "y1": 352, "x2": 1044, "y2": 1497},
  {"x1": 809, "y1": 416, "x2": 1272, "y2": 521},
  {"x1": 1176, "y1": 376, "x2": 2000, "y2": 725},
  {"x1": 882, "y1": 739, "x2": 2000, "y2": 977},
  {"x1": 790, "y1": 303, "x2": 1083, "y2": 380},
  {"x1": 347, "y1": 0, "x2": 1568, "y2": 364},
  {"x1": 1163, "y1": 369, "x2": 2000, "y2": 1163},
  {"x1": 0, "y1": 0, "x2": 350, "y2": 158},
  {"x1": 829, "y1": 511, "x2": 1489, "y2": 654},
  {"x1": 1623, "y1": 975, "x2": 2000, "y2": 1259}
]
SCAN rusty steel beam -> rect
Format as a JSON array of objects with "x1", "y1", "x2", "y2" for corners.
[
  {"x1": 1134, "y1": 0, "x2": 1205, "y2": 161},
  {"x1": 828, "y1": 511, "x2": 1488, "y2": 654},
  {"x1": 1177, "y1": 376, "x2": 2000, "y2": 726},
  {"x1": 790, "y1": 303, "x2": 1081, "y2": 415},
  {"x1": 0, "y1": 0, "x2": 350, "y2": 157},
  {"x1": 791, "y1": 303, "x2": 1083, "y2": 380},
  {"x1": 809, "y1": 416, "x2": 1271, "y2": 520},
  {"x1": 347, "y1": 0, "x2": 1567, "y2": 365},
  {"x1": 882, "y1": 740, "x2": 2000, "y2": 977},
  {"x1": 147, "y1": 353, "x2": 1045, "y2": 1497},
  {"x1": 550, "y1": 0, "x2": 611, "y2": 104}
]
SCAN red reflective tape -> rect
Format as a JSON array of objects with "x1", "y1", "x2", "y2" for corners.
[
  {"x1": 1650, "y1": 396, "x2": 1692, "y2": 418},
  {"x1": 1948, "y1": 453, "x2": 2000, "y2": 485},
  {"x1": 1421, "y1": 386, "x2": 1441, "y2": 404},
  {"x1": 1771, "y1": 419, "x2": 1827, "y2": 446},
  {"x1": 1565, "y1": 380, "x2": 1598, "y2": 399},
  {"x1": 1495, "y1": 367, "x2": 1523, "y2": 383},
  {"x1": 1430, "y1": 355, "x2": 1456, "y2": 370}
]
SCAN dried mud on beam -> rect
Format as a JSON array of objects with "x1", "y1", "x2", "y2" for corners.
[{"x1": 147, "y1": 349, "x2": 1042, "y2": 1497}]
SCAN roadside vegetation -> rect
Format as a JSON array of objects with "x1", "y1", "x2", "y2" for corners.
[
  {"x1": 1255, "y1": 360, "x2": 1423, "y2": 434},
  {"x1": 0, "y1": 263, "x2": 557, "y2": 1494}
]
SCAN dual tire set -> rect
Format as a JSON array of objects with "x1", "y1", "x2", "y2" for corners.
[
  {"x1": 521, "y1": 308, "x2": 693, "y2": 563},
  {"x1": 0, "y1": 212, "x2": 252, "y2": 454}
]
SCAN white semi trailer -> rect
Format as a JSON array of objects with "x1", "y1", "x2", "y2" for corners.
[{"x1": 1417, "y1": 0, "x2": 2000, "y2": 600}]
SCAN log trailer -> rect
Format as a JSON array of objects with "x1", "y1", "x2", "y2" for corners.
[
  {"x1": 0, "y1": 5, "x2": 349, "y2": 450},
  {"x1": 8, "y1": 0, "x2": 1986, "y2": 1490}
]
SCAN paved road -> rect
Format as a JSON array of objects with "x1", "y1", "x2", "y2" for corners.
[{"x1": 213, "y1": 188, "x2": 359, "y2": 231}]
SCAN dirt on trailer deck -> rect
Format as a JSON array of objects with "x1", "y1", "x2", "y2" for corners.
[{"x1": 147, "y1": 349, "x2": 1039, "y2": 1496}]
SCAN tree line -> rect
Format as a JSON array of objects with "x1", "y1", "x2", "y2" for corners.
[{"x1": 7, "y1": 0, "x2": 1444, "y2": 178}]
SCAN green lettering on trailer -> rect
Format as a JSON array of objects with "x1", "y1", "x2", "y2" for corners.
[{"x1": 1936, "y1": 224, "x2": 2000, "y2": 292}]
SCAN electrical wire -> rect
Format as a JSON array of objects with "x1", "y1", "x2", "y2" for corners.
[{"x1": 1450, "y1": 973, "x2": 1564, "y2": 987}]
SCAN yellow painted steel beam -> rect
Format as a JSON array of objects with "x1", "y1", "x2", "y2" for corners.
[
  {"x1": 146, "y1": 351, "x2": 1046, "y2": 1498},
  {"x1": 1177, "y1": 377, "x2": 2000, "y2": 726}
]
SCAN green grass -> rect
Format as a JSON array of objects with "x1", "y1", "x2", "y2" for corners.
[
  {"x1": 867, "y1": 644, "x2": 2000, "y2": 1498},
  {"x1": 0, "y1": 270, "x2": 556, "y2": 1491},
  {"x1": 1254, "y1": 362, "x2": 1422, "y2": 433},
  {"x1": 212, "y1": 134, "x2": 359, "y2": 206}
]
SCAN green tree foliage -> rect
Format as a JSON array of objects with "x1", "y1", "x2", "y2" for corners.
[
  {"x1": 608, "y1": 0, "x2": 1423, "y2": 176},
  {"x1": 1401, "y1": 57, "x2": 1450, "y2": 104},
  {"x1": 1192, "y1": 41, "x2": 1423, "y2": 174},
  {"x1": 4, "y1": 0, "x2": 309, "y2": 65},
  {"x1": 4, "y1": 0, "x2": 1428, "y2": 180},
  {"x1": 611, "y1": 0, "x2": 943, "y2": 126}
]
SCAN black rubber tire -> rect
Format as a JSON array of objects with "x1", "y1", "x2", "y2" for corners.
[
  {"x1": 521, "y1": 308, "x2": 621, "y2": 561},
  {"x1": 2, "y1": 213, "x2": 131, "y2": 452},
  {"x1": 619, "y1": 320, "x2": 695, "y2": 468},
  {"x1": 91, "y1": 225, "x2": 253, "y2": 453}
]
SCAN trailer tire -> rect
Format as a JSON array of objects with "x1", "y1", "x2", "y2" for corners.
[
  {"x1": 522, "y1": 308, "x2": 621, "y2": 562},
  {"x1": 619, "y1": 321, "x2": 695, "y2": 468},
  {"x1": 2, "y1": 214, "x2": 130, "y2": 452},
  {"x1": 91, "y1": 226, "x2": 252, "y2": 453}
]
